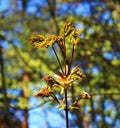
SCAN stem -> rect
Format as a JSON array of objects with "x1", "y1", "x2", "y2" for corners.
[
  {"x1": 57, "y1": 43, "x2": 65, "y2": 59},
  {"x1": 69, "y1": 44, "x2": 75, "y2": 72},
  {"x1": 64, "y1": 89, "x2": 69, "y2": 128},
  {"x1": 51, "y1": 93, "x2": 60, "y2": 105},
  {"x1": 63, "y1": 35, "x2": 67, "y2": 75},
  {"x1": 52, "y1": 46, "x2": 64, "y2": 74}
]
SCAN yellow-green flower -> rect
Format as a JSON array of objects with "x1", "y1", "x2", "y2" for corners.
[
  {"x1": 69, "y1": 30, "x2": 83, "y2": 44},
  {"x1": 60, "y1": 21, "x2": 75, "y2": 37},
  {"x1": 29, "y1": 34, "x2": 62, "y2": 48},
  {"x1": 46, "y1": 35, "x2": 57, "y2": 46},
  {"x1": 29, "y1": 34, "x2": 49, "y2": 48}
]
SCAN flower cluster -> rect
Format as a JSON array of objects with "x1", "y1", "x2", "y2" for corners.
[
  {"x1": 60, "y1": 21, "x2": 83, "y2": 44},
  {"x1": 34, "y1": 86, "x2": 53, "y2": 97},
  {"x1": 60, "y1": 21, "x2": 75, "y2": 37},
  {"x1": 29, "y1": 34, "x2": 63, "y2": 48},
  {"x1": 29, "y1": 21, "x2": 83, "y2": 49}
]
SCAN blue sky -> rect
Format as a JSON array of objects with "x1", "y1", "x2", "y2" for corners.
[{"x1": 0, "y1": 0, "x2": 9, "y2": 11}]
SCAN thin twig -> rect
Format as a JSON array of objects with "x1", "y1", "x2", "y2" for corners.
[
  {"x1": 63, "y1": 34, "x2": 67, "y2": 75},
  {"x1": 52, "y1": 46, "x2": 64, "y2": 74},
  {"x1": 65, "y1": 89, "x2": 69, "y2": 128},
  {"x1": 69, "y1": 44, "x2": 75, "y2": 72},
  {"x1": 51, "y1": 93, "x2": 60, "y2": 105},
  {"x1": 57, "y1": 43, "x2": 65, "y2": 59}
]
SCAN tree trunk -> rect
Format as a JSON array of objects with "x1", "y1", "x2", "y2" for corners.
[
  {"x1": 22, "y1": 108, "x2": 29, "y2": 128},
  {"x1": 21, "y1": 88, "x2": 29, "y2": 128},
  {"x1": 0, "y1": 44, "x2": 12, "y2": 127}
]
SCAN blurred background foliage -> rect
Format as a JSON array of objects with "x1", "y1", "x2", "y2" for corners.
[{"x1": 0, "y1": 0, "x2": 120, "y2": 128}]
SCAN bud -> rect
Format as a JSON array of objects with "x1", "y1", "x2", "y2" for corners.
[
  {"x1": 79, "y1": 74, "x2": 86, "y2": 78},
  {"x1": 79, "y1": 92, "x2": 91, "y2": 99},
  {"x1": 34, "y1": 86, "x2": 53, "y2": 97},
  {"x1": 60, "y1": 21, "x2": 75, "y2": 37},
  {"x1": 29, "y1": 34, "x2": 47, "y2": 48},
  {"x1": 46, "y1": 35, "x2": 57, "y2": 46}
]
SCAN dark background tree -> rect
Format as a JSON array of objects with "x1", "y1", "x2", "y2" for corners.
[{"x1": 0, "y1": 0, "x2": 120, "y2": 128}]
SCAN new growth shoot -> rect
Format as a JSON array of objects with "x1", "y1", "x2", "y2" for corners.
[{"x1": 29, "y1": 21, "x2": 91, "y2": 128}]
